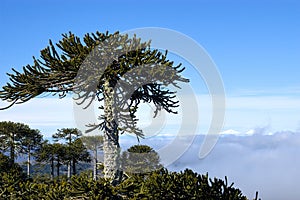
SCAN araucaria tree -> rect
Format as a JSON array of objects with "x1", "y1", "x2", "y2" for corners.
[
  {"x1": 35, "y1": 141, "x2": 67, "y2": 180},
  {"x1": 52, "y1": 128, "x2": 82, "y2": 178},
  {"x1": 81, "y1": 135, "x2": 103, "y2": 180},
  {"x1": 20, "y1": 127, "x2": 43, "y2": 177},
  {"x1": 121, "y1": 145, "x2": 162, "y2": 176},
  {"x1": 0, "y1": 31, "x2": 188, "y2": 183},
  {"x1": 0, "y1": 121, "x2": 43, "y2": 177}
]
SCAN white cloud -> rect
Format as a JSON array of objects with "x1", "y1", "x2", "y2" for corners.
[
  {"x1": 0, "y1": 97, "x2": 75, "y2": 137},
  {"x1": 118, "y1": 130, "x2": 300, "y2": 199},
  {"x1": 220, "y1": 129, "x2": 240, "y2": 135},
  {"x1": 1, "y1": 92, "x2": 300, "y2": 137},
  {"x1": 164, "y1": 131, "x2": 300, "y2": 200}
]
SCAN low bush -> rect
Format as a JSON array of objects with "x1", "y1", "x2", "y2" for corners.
[{"x1": 0, "y1": 167, "x2": 250, "y2": 199}]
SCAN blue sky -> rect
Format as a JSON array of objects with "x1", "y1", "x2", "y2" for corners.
[
  {"x1": 1, "y1": 0, "x2": 300, "y2": 91},
  {"x1": 1, "y1": 1, "x2": 300, "y2": 198},
  {"x1": 1, "y1": 0, "x2": 300, "y2": 132}
]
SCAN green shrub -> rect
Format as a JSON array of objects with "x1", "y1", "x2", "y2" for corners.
[
  {"x1": 0, "y1": 167, "x2": 250, "y2": 199},
  {"x1": 118, "y1": 168, "x2": 247, "y2": 200},
  {"x1": 121, "y1": 145, "x2": 163, "y2": 176}
]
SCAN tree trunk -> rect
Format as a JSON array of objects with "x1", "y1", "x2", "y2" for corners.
[
  {"x1": 103, "y1": 81, "x2": 122, "y2": 184},
  {"x1": 57, "y1": 157, "x2": 60, "y2": 177},
  {"x1": 67, "y1": 133, "x2": 71, "y2": 178},
  {"x1": 27, "y1": 146, "x2": 31, "y2": 177},
  {"x1": 50, "y1": 156, "x2": 54, "y2": 180},
  {"x1": 67, "y1": 161, "x2": 71, "y2": 178},
  {"x1": 93, "y1": 147, "x2": 97, "y2": 180},
  {"x1": 9, "y1": 132, "x2": 15, "y2": 166},
  {"x1": 72, "y1": 158, "x2": 76, "y2": 175}
]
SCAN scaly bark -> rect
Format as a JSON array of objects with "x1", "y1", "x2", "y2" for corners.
[{"x1": 103, "y1": 81, "x2": 122, "y2": 184}]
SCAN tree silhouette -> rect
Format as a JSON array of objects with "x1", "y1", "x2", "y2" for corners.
[
  {"x1": 0, "y1": 31, "x2": 188, "y2": 183},
  {"x1": 52, "y1": 128, "x2": 82, "y2": 178},
  {"x1": 35, "y1": 141, "x2": 56, "y2": 180},
  {"x1": 0, "y1": 152, "x2": 24, "y2": 181},
  {"x1": 81, "y1": 135, "x2": 103, "y2": 180},
  {"x1": 52, "y1": 143, "x2": 66, "y2": 178},
  {"x1": 0, "y1": 121, "x2": 23, "y2": 165},
  {"x1": 0, "y1": 152, "x2": 19, "y2": 174},
  {"x1": 20, "y1": 128, "x2": 43, "y2": 177},
  {"x1": 69, "y1": 138, "x2": 91, "y2": 175},
  {"x1": 0, "y1": 121, "x2": 42, "y2": 174},
  {"x1": 121, "y1": 145, "x2": 162, "y2": 176}
]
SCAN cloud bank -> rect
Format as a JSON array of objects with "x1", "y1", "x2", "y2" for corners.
[{"x1": 132, "y1": 131, "x2": 300, "y2": 200}]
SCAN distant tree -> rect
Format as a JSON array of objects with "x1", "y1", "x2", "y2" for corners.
[
  {"x1": 121, "y1": 145, "x2": 162, "y2": 176},
  {"x1": 53, "y1": 128, "x2": 82, "y2": 143},
  {"x1": 69, "y1": 138, "x2": 91, "y2": 175},
  {"x1": 35, "y1": 141, "x2": 55, "y2": 180},
  {"x1": 0, "y1": 152, "x2": 12, "y2": 173},
  {"x1": 20, "y1": 128, "x2": 43, "y2": 177},
  {"x1": 0, "y1": 121, "x2": 23, "y2": 165},
  {"x1": 81, "y1": 135, "x2": 104, "y2": 180},
  {"x1": 52, "y1": 143, "x2": 67, "y2": 178},
  {"x1": 52, "y1": 128, "x2": 82, "y2": 178},
  {"x1": 35, "y1": 142, "x2": 67, "y2": 179},
  {"x1": 0, "y1": 121, "x2": 42, "y2": 172},
  {"x1": 0, "y1": 152, "x2": 24, "y2": 184}
]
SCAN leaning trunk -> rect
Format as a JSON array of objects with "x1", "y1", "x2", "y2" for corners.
[{"x1": 103, "y1": 81, "x2": 122, "y2": 184}]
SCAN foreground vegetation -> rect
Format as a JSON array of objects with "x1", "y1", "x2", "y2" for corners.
[
  {"x1": 1, "y1": 164, "x2": 249, "y2": 200},
  {"x1": 1, "y1": 146, "x2": 253, "y2": 199},
  {"x1": 0, "y1": 121, "x2": 260, "y2": 199}
]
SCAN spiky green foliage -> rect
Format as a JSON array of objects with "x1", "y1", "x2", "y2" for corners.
[
  {"x1": 0, "y1": 167, "x2": 252, "y2": 200},
  {"x1": 117, "y1": 168, "x2": 248, "y2": 200},
  {"x1": 121, "y1": 145, "x2": 162, "y2": 176},
  {"x1": 0, "y1": 121, "x2": 43, "y2": 167},
  {"x1": 52, "y1": 128, "x2": 88, "y2": 177},
  {"x1": 0, "y1": 152, "x2": 23, "y2": 175},
  {"x1": 68, "y1": 138, "x2": 91, "y2": 175},
  {"x1": 0, "y1": 152, "x2": 26, "y2": 199},
  {"x1": 35, "y1": 139, "x2": 91, "y2": 179},
  {"x1": 35, "y1": 142, "x2": 67, "y2": 178},
  {"x1": 53, "y1": 128, "x2": 82, "y2": 144}
]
